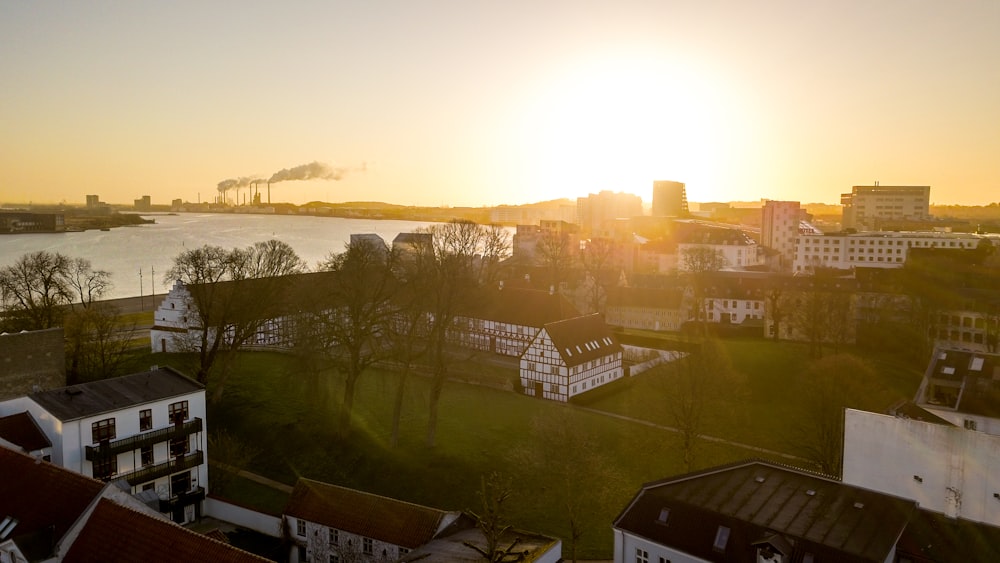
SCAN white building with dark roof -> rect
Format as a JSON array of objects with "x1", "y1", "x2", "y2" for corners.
[
  {"x1": 613, "y1": 460, "x2": 919, "y2": 563},
  {"x1": 0, "y1": 366, "x2": 208, "y2": 524},
  {"x1": 519, "y1": 313, "x2": 623, "y2": 401},
  {"x1": 284, "y1": 478, "x2": 561, "y2": 563}
]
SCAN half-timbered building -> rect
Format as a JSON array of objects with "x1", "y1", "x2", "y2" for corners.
[{"x1": 520, "y1": 313, "x2": 623, "y2": 401}]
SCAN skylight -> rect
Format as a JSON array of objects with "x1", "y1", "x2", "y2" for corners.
[
  {"x1": 942, "y1": 366, "x2": 956, "y2": 375},
  {"x1": 971, "y1": 357, "x2": 984, "y2": 371}
]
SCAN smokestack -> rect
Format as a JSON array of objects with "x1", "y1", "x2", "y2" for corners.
[{"x1": 267, "y1": 181, "x2": 270, "y2": 205}]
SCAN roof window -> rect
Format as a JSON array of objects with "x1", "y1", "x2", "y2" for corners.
[
  {"x1": 656, "y1": 507, "x2": 670, "y2": 524},
  {"x1": 971, "y1": 357, "x2": 984, "y2": 371},
  {"x1": 713, "y1": 526, "x2": 730, "y2": 551}
]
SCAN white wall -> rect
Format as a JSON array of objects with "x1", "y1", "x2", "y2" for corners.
[
  {"x1": 613, "y1": 529, "x2": 708, "y2": 563},
  {"x1": 843, "y1": 408, "x2": 1000, "y2": 525},
  {"x1": 205, "y1": 497, "x2": 281, "y2": 537}
]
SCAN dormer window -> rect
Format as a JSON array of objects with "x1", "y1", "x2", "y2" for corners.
[
  {"x1": 656, "y1": 507, "x2": 670, "y2": 524},
  {"x1": 713, "y1": 526, "x2": 730, "y2": 552}
]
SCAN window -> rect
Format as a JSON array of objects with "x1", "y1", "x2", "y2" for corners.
[
  {"x1": 659, "y1": 558, "x2": 671, "y2": 563},
  {"x1": 635, "y1": 548, "x2": 649, "y2": 563},
  {"x1": 713, "y1": 525, "x2": 730, "y2": 551},
  {"x1": 329, "y1": 555, "x2": 339, "y2": 563},
  {"x1": 363, "y1": 537, "x2": 373, "y2": 555},
  {"x1": 656, "y1": 507, "x2": 670, "y2": 524},
  {"x1": 169, "y1": 401, "x2": 189, "y2": 424},
  {"x1": 170, "y1": 436, "x2": 189, "y2": 457},
  {"x1": 964, "y1": 419, "x2": 977, "y2": 431},
  {"x1": 141, "y1": 445, "x2": 153, "y2": 466},
  {"x1": 91, "y1": 418, "x2": 116, "y2": 444},
  {"x1": 93, "y1": 455, "x2": 117, "y2": 480},
  {"x1": 296, "y1": 519, "x2": 306, "y2": 537},
  {"x1": 170, "y1": 470, "x2": 191, "y2": 496},
  {"x1": 330, "y1": 529, "x2": 339, "y2": 546},
  {"x1": 399, "y1": 548, "x2": 409, "y2": 556},
  {"x1": 142, "y1": 482, "x2": 155, "y2": 491},
  {"x1": 139, "y1": 409, "x2": 152, "y2": 431}
]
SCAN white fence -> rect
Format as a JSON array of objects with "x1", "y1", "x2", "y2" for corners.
[
  {"x1": 624, "y1": 346, "x2": 685, "y2": 377},
  {"x1": 204, "y1": 497, "x2": 282, "y2": 537}
]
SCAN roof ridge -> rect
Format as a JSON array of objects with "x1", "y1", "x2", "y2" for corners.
[{"x1": 296, "y1": 478, "x2": 451, "y2": 515}]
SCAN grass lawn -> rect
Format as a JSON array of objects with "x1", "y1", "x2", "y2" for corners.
[{"x1": 142, "y1": 335, "x2": 924, "y2": 560}]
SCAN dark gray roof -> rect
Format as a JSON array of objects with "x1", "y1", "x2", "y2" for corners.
[
  {"x1": 29, "y1": 367, "x2": 202, "y2": 422},
  {"x1": 918, "y1": 347, "x2": 1000, "y2": 418},
  {"x1": 542, "y1": 313, "x2": 621, "y2": 368},
  {"x1": 614, "y1": 460, "x2": 917, "y2": 562}
]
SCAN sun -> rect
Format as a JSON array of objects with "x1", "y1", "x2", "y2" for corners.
[{"x1": 516, "y1": 53, "x2": 742, "y2": 204}]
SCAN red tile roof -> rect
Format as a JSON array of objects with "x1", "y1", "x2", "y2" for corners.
[
  {"x1": 0, "y1": 446, "x2": 103, "y2": 554},
  {"x1": 284, "y1": 479, "x2": 451, "y2": 549},
  {"x1": 462, "y1": 287, "x2": 581, "y2": 328},
  {"x1": 0, "y1": 411, "x2": 51, "y2": 452},
  {"x1": 62, "y1": 499, "x2": 269, "y2": 563}
]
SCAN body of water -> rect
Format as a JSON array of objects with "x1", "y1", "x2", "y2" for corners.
[{"x1": 0, "y1": 213, "x2": 443, "y2": 300}]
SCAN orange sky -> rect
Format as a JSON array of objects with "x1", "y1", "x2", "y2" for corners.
[{"x1": 1, "y1": 1, "x2": 998, "y2": 207}]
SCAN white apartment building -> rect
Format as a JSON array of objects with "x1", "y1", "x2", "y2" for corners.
[
  {"x1": 0, "y1": 366, "x2": 208, "y2": 524},
  {"x1": 792, "y1": 231, "x2": 982, "y2": 273},
  {"x1": 841, "y1": 184, "x2": 930, "y2": 229},
  {"x1": 677, "y1": 241, "x2": 760, "y2": 271}
]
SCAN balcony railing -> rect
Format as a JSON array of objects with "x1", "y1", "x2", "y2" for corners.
[
  {"x1": 159, "y1": 486, "x2": 207, "y2": 513},
  {"x1": 111, "y1": 450, "x2": 204, "y2": 486},
  {"x1": 85, "y1": 418, "x2": 202, "y2": 461}
]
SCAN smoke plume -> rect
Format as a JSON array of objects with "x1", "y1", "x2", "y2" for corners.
[
  {"x1": 268, "y1": 161, "x2": 354, "y2": 184},
  {"x1": 217, "y1": 176, "x2": 260, "y2": 193}
]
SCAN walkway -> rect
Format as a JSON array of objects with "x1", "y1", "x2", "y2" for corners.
[{"x1": 573, "y1": 405, "x2": 807, "y2": 463}]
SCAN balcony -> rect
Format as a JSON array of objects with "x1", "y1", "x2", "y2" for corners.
[
  {"x1": 85, "y1": 418, "x2": 202, "y2": 462},
  {"x1": 112, "y1": 450, "x2": 204, "y2": 487},
  {"x1": 159, "y1": 486, "x2": 206, "y2": 513}
]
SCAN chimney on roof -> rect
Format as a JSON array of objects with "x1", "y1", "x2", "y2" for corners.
[
  {"x1": 498, "y1": 280, "x2": 504, "y2": 290},
  {"x1": 549, "y1": 285, "x2": 555, "y2": 295}
]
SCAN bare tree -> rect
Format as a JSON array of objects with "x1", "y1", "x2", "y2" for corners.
[
  {"x1": 681, "y1": 246, "x2": 727, "y2": 332},
  {"x1": 64, "y1": 302, "x2": 136, "y2": 384},
  {"x1": 535, "y1": 230, "x2": 573, "y2": 289},
  {"x1": 307, "y1": 238, "x2": 398, "y2": 437},
  {"x1": 462, "y1": 472, "x2": 523, "y2": 562},
  {"x1": 65, "y1": 257, "x2": 112, "y2": 308},
  {"x1": 165, "y1": 241, "x2": 306, "y2": 399},
  {"x1": 208, "y1": 429, "x2": 262, "y2": 497},
  {"x1": 513, "y1": 410, "x2": 629, "y2": 563},
  {"x1": 0, "y1": 250, "x2": 73, "y2": 331},
  {"x1": 662, "y1": 338, "x2": 744, "y2": 472},
  {"x1": 791, "y1": 354, "x2": 876, "y2": 476},
  {"x1": 579, "y1": 237, "x2": 615, "y2": 314},
  {"x1": 417, "y1": 220, "x2": 509, "y2": 447}
]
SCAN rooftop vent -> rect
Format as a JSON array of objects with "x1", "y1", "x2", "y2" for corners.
[
  {"x1": 853, "y1": 502, "x2": 864, "y2": 509},
  {"x1": 805, "y1": 489, "x2": 816, "y2": 496},
  {"x1": 754, "y1": 476, "x2": 766, "y2": 483}
]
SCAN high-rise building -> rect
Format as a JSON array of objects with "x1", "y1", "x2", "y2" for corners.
[
  {"x1": 761, "y1": 200, "x2": 803, "y2": 271},
  {"x1": 651, "y1": 180, "x2": 688, "y2": 216},
  {"x1": 576, "y1": 191, "x2": 642, "y2": 236},
  {"x1": 841, "y1": 185, "x2": 930, "y2": 230},
  {"x1": 86, "y1": 194, "x2": 100, "y2": 207}
]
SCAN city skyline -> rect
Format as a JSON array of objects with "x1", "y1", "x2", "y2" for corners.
[{"x1": 2, "y1": 2, "x2": 998, "y2": 208}]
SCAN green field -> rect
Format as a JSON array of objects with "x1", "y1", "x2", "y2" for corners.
[{"x1": 143, "y1": 337, "x2": 923, "y2": 560}]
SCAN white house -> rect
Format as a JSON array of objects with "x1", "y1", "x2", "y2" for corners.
[
  {"x1": 0, "y1": 366, "x2": 208, "y2": 524},
  {"x1": 283, "y1": 478, "x2": 560, "y2": 563},
  {"x1": 520, "y1": 313, "x2": 623, "y2": 401},
  {"x1": 613, "y1": 459, "x2": 918, "y2": 563}
]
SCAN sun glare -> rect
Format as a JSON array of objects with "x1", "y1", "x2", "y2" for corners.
[{"x1": 518, "y1": 53, "x2": 741, "y2": 203}]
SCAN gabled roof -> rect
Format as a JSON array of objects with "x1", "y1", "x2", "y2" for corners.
[
  {"x1": 0, "y1": 411, "x2": 51, "y2": 451},
  {"x1": 29, "y1": 366, "x2": 202, "y2": 422},
  {"x1": 614, "y1": 460, "x2": 917, "y2": 563},
  {"x1": 542, "y1": 313, "x2": 622, "y2": 368},
  {"x1": 393, "y1": 232, "x2": 432, "y2": 245},
  {"x1": 0, "y1": 445, "x2": 103, "y2": 560},
  {"x1": 606, "y1": 286, "x2": 684, "y2": 309},
  {"x1": 461, "y1": 287, "x2": 581, "y2": 328},
  {"x1": 62, "y1": 499, "x2": 269, "y2": 563},
  {"x1": 284, "y1": 479, "x2": 454, "y2": 549}
]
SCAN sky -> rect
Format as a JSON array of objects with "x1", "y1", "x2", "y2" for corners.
[{"x1": 1, "y1": 1, "x2": 998, "y2": 208}]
